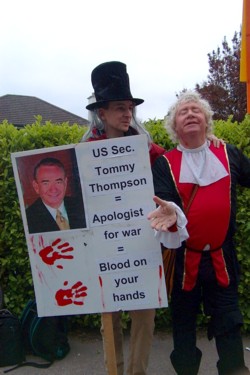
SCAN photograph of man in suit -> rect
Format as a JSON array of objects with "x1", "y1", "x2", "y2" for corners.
[{"x1": 25, "y1": 157, "x2": 86, "y2": 234}]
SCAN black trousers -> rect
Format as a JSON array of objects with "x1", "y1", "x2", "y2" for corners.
[{"x1": 170, "y1": 252, "x2": 249, "y2": 375}]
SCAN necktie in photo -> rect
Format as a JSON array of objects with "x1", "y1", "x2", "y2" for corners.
[{"x1": 56, "y1": 209, "x2": 70, "y2": 230}]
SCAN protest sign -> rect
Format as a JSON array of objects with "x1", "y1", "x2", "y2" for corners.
[{"x1": 11, "y1": 135, "x2": 168, "y2": 316}]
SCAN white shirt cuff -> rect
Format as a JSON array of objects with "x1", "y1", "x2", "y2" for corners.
[{"x1": 154, "y1": 202, "x2": 189, "y2": 248}]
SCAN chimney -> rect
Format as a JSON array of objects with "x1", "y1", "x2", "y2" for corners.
[{"x1": 87, "y1": 93, "x2": 96, "y2": 122}]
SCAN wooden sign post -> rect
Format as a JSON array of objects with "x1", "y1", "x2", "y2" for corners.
[{"x1": 102, "y1": 312, "x2": 118, "y2": 375}]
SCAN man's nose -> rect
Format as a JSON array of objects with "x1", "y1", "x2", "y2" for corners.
[
  {"x1": 49, "y1": 183, "x2": 58, "y2": 191},
  {"x1": 124, "y1": 108, "x2": 132, "y2": 116},
  {"x1": 187, "y1": 109, "x2": 195, "y2": 117}
]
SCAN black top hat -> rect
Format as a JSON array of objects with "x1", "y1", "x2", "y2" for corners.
[{"x1": 86, "y1": 61, "x2": 144, "y2": 110}]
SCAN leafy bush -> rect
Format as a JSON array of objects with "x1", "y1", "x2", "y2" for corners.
[
  {"x1": 0, "y1": 119, "x2": 86, "y2": 316},
  {"x1": 1, "y1": 115, "x2": 250, "y2": 333},
  {"x1": 144, "y1": 118, "x2": 175, "y2": 150},
  {"x1": 144, "y1": 116, "x2": 250, "y2": 331},
  {"x1": 214, "y1": 116, "x2": 250, "y2": 332}
]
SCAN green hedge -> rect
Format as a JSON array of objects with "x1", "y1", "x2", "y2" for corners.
[
  {"x1": 146, "y1": 115, "x2": 250, "y2": 331},
  {"x1": 213, "y1": 115, "x2": 250, "y2": 330},
  {"x1": 0, "y1": 115, "x2": 250, "y2": 332},
  {"x1": 0, "y1": 119, "x2": 85, "y2": 313}
]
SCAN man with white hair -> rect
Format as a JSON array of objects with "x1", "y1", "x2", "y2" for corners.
[{"x1": 148, "y1": 91, "x2": 250, "y2": 375}]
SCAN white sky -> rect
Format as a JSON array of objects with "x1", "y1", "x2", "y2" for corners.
[{"x1": 1, "y1": 0, "x2": 243, "y2": 122}]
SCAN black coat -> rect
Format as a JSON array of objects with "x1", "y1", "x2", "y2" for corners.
[{"x1": 25, "y1": 196, "x2": 86, "y2": 234}]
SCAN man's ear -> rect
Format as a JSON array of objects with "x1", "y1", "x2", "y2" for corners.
[
  {"x1": 32, "y1": 180, "x2": 39, "y2": 194},
  {"x1": 98, "y1": 108, "x2": 105, "y2": 121}
]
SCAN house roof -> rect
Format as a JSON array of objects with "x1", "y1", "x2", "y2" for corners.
[{"x1": 0, "y1": 94, "x2": 89, "y2": 128}]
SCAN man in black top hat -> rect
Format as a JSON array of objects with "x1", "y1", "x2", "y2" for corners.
[{"x1": 82, "y1": 61, "x2": 166, "y2": 375}]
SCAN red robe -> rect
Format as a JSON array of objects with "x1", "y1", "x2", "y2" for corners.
[{"x1": 164, "y1": 144, "x2": 231, "y2": 291}]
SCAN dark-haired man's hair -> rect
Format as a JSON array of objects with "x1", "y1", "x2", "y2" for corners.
[{"x1": 33, "y1": 157, "x2": 66, "y2": 180}]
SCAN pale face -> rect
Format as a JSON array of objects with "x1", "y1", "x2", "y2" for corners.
[
  {"x1": 32, "y1": 165, "x2": 67, "y2": 208},
  {"x1": 98, "y1": 100, "x2": 135, "y2": 138},
  {"x1": 175, "y1": 101, "x2": 207, "y2": 147}
]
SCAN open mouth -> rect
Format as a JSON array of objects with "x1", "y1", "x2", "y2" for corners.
[{"x1": 185, "y1": 121, "x2": 198, "y2": 127}]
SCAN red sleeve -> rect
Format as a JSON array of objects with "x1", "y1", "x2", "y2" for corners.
[
  {"x1": 149, "y1": 143, "x2": 165, "y2": 165},
  {"x1": 168, "y1": 223, "x2": 178, "y2": 232}
]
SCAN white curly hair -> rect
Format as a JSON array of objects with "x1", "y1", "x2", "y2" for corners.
[{"x1": 165, "y1": 90, "x2": 214, "y2": 143}]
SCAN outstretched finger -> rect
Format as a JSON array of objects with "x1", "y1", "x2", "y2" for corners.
[{"x1": 152, "y1": 195, "x2": 165, "y2": 207}]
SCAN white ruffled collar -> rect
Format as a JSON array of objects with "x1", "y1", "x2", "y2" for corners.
[{"x1": 177, "y1": 141, "x2": 228, "y2": 186}]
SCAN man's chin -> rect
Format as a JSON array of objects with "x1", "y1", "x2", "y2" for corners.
[{"x1": 46, "y1": 201, "x2": 63, "y2": 208}]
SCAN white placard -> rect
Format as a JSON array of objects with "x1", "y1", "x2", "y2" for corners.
[{"x1": 11, "y1": 135, "x2": 168, "y2": 317}]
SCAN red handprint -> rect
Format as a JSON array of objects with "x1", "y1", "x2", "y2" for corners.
[
  {"x1": 55, "y1": 281, "x2": 88, "y2": 306},
  {"x1": 39, "y1": 238, "x2": 74, "y2": 269}
]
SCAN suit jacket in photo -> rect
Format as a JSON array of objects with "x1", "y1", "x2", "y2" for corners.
[{"x1": 25, "y1": 196, "x2": 86, "y2": 234}]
